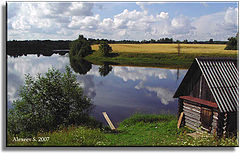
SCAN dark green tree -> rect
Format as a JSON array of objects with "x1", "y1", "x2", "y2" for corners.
[
  {"x1": 225, "y1": 34, "x2": 238, "y2": 50},
  {"x1": 8, "y1": 67, "x2": 93, "y2": 135},
  {"x1": 183, "y1": 39, "x2": 188, "y2": 44},
  {"x1": 209, "y1": 39, "x2": 214, "y2": 44},
  {"x1": 69, "y1": 35, "x2": 92, "y2": 57},
  {"x1": 98, "y1": 41, "x2": 113, "y2": 56}
]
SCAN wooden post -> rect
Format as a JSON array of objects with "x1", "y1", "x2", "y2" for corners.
[
  {"x1": 177, "y1": 43, "x2": 180, "y2": 56},
  {"x1": 102, "y1": 112, "x2": 116, "y2": 130},
  {"x1": 177, "y1": 112, "x2": 184, "y2": 129}
]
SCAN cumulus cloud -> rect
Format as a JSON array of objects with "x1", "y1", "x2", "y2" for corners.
[
  {"x1": 8, "y1": 2, "x2": 95, "y2": 40},
  {"x1": 170, "y1": 15, "x2": 195, "y2": 35},
  {"x1": 192, "y1": 7, "x2": 238, "y2": 40},
  {"x1": 224, "y1": 7, "x2": 238, "y2": 26},
  {"x1": 68, "y1": 14, "x2": 100, "y2": 30},
  {"x1": 68, "y1": 2, "x2": 93, "y2": 16},
  {"x1": 157, "y1": 12, "x2": 169, "y2": 19},
  {"x1": 7, "y1": 2, "x2": 238, "y2": 41}
]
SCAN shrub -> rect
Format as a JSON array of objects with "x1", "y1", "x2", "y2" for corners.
[
  {"x1": 98, "y1": 41, "x2": 112, "y2": 56},
  {"x1": 8, "y1": 66, "x2": 93, "y2": 135},
  {"x1": 69, "y1": 35, "x2": 92, "y2": 57},
  {"x1": 225, "y1": 34, "x2": 238, "y2": 50}
]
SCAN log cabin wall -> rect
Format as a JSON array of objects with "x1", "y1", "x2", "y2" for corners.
[
  {"x1": 182, "y1": 101, "x2": 201, "y2": 131},
  {"x1": 181, "y1": 99, "x2": 221, "y2": 134}
]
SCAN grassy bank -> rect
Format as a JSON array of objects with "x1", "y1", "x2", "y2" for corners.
[
  {"x1": 86, "y1": 44, "x2": 238, "y2": 68},
  {"x1": 8, "y1": 114, "x2": 238, "y2": 146}
]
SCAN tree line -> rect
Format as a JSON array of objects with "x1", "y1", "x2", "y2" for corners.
[
  {"x1": 7, "y1": 35, "x2": 236, "y2": 56},
  {"x1": 7, "y1": 40, "x2": 71, "y2": 56},
  {"x1": 86, "y1": 38, "x2": 228, "y2": 45}
]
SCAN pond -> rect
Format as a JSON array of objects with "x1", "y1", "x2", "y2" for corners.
[{"x1": 7, "y1": 54, "x2": 187, "y2": 125}]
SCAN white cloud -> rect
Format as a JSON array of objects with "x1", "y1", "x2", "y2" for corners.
[
  {"x1": 68, "y1": 14, "x2": 100, "y2": 30},
  {"x1": 100, "y1": 18, "x2": 114, "y2": 29},
  {"x1": 68, "y1": 2, "x2": 93, "y2": 16},
  {"x1": 7, "y1": 2, "x2": 238, "y2": 41},
  {"x1": 170, "y1": 15, "x2": 195, "y2": 34},
  {"x1": 157, "y1": 12, "x2": 169, "y2": 19},
  {"x1": 8, "y1": 2, "x2": 95, "y2": 40},
  {"x1": 224, "y1": 7, "x2": 238, "y2": 26},
  {"x1": 192, "y1": 7, "x2": 238, "y2": 40}
]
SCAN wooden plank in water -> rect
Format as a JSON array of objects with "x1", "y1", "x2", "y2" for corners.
[
  {"x1": 102, "y1": 112, "x2": 116, "y2": 130},
  {"x1": 177, "y1": 112, "x2": 184, "y2": 129}
]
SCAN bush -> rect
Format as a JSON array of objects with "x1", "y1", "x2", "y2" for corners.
[
  {"x1": 8, "y1": 66, "x2": 93, "y2": 135},
  {"x1": 69, "y1": 35, "x2": 92, "y2": 57},
  {"x1": 225, "y1": 34, "x2": 238, "y2": 50},
  {"x1": 98, "y1": 41, "x2": 112, "y2": 56}
]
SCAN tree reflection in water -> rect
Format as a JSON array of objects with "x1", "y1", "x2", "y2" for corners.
[
  {"x1": 69, "y1": 57, "x2": 92, "y2": 75},
  {"x1": 98, "y1": 63, "x2": 113, "y2": 77}
]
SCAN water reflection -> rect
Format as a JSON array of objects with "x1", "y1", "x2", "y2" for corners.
[
  {"x1": 99, "y1": 63, "x2": 113, "y2": 77},
  {"x1": 69, "y1": 57, "x2": 92, "y2": 75},
  {"x1": 8, "y1": 54, "x2": 187, "y2": 124}
]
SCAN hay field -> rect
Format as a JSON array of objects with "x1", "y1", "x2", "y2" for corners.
[{"x1": 91, "y1": 44, "x2": 238, "y2": 55}]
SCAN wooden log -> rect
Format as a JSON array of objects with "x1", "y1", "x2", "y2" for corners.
[
  {"x1": 185, "y1": 117, "x2": 201, "y2": 125},
  {"x1": 183, "y1": 102, "x2": 201, "y2": 110},
  {"x1": 102, "y1": 112, "x2": 116, "y2": 130},
  {"x1": 183, "y1": 110, "x2": 201, "y2": 118},
  {"x1": 185, "y1": 118, "x2": 201, "y2": 126},
  {"x1": 183, "y1": 106, "x2": 201, "y2": 113},
  {"x1": 185, "y1": 123, "x2": 201, "y2": 131},
  {"x1": 185, "y1": 115, "x2": 201, "y2": 123},
  {"x1": 201, "y1": 126, "x2": 210, "y2": 132},
  {"x1": 213, "y1": 115, "x2": 218, "y2": 120},
  {"x1": 177, "y1": 112, "x2": 184, "y2": 129}
]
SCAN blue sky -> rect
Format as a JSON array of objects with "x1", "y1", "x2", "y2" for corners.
[{"x1": 7, "y1": 1, "x2": 238, "y2": 41}]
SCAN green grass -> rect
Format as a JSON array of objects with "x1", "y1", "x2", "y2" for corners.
[{"x1": 7, "y1": 114, "x2": 238, "y2": 146}]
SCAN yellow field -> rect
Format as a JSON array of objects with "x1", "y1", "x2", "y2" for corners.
[{"x1": 91, "y1": 44, "x2": 238, "y2": 55}]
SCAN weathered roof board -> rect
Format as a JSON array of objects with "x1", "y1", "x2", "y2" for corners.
[{"x1": 174, "y1": 57, "x2": 239, "y2": 113}]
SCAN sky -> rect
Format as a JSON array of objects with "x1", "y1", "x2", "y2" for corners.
[{"x1": 7, "y1": 1, "x2": 238, "y2": 41}]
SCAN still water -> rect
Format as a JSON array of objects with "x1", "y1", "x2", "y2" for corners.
[{"x1": 7, "y1": 54, "x2": 187, "y2": 125}]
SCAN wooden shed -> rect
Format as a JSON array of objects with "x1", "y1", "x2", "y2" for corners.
[{"x1": 173, "y1": 57, "x2": 238, "y2": 136}]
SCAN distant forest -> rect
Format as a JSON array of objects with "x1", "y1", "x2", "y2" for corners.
[{"x1": 7, "y1": 38, "x2": 227, "y2": 56}]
